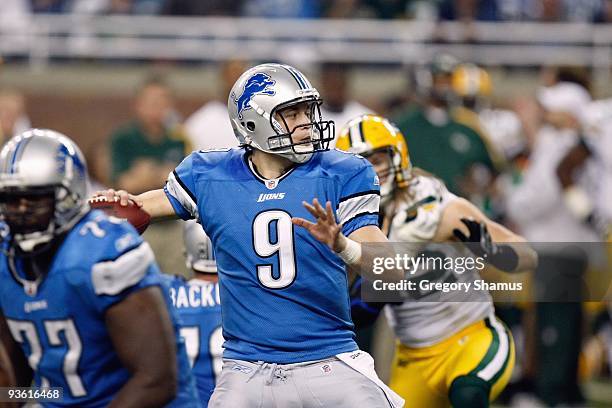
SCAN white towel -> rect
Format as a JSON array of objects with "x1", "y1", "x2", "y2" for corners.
[{"x1": 336, "y1": 350, "x2": 405, "y2": 408}]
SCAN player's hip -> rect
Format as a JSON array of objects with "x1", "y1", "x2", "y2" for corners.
[
  {"x1": 222, "y1": 335, "x2": 357, "y2": 364},
  {"x1": 390, "y1": 314, "x2": 515, "y2": 402},
  {"x1": 387, "y1": 301, "x2": 493, "y2": 348},
  {"x1": 209, "y1": 353, "x2": 403, "y2": 408}
]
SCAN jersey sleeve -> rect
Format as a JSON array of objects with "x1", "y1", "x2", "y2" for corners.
[
  {"x1": 433, "y1": 177, "x2": 458, "y2": 209},
  {"x1": 79, "y1": 223, "x2": 165, "y2": 314},
  {"x1": 164, "y1": 153, "x2": 199, "y2": 221},
  {"x1": 337, "y1": 160, "x2": 381, "y2": 237}
]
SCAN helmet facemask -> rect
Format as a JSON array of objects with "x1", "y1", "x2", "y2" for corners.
[
  {"x1": 266, "y1": 98, "x2": 334, "y2": 164},
  {"x1": 363, "y1": 146, "x2": 409, "y2": 207},
  {"x1": 0, "y1": 184, "x2": 87, "y2": 255},
  {"x1": 0, "y1": 186, "x2": 57, "y2": 253},
  {"x1": 0, "y1": 129, "x2": 90, "y2": 255},
  {"x1": 336, "y1": 114, "x2": 412, "y2": 207}
]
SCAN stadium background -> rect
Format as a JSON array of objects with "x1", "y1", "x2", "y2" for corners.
[{"x1": 1, "y1": 0, "x2": 612, "y2": 406}]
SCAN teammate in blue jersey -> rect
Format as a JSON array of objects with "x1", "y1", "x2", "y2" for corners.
[
  {"x1": 0, "y1": 129, "x2": 199, "y2": 407},
  {"x1": 95, "y1": 63, "x2": 404, "y2": 407},
  {"x1": 163, "y1": 219, "x2": 223, "y2": 406}
]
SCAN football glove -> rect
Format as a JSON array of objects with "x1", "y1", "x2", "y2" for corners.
[{"x1": 453, "y1": 218, "x2": 519, "y2": 272}]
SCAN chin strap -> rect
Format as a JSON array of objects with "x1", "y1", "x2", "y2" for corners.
[
  {"x1": 14, "y1": 226, "x2": 55, "y2": 253},
  {"x1": 13, "y1": 204, "x2": 88, "y2": 254}
]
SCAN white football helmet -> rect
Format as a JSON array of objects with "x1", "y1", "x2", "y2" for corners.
[
  {"x1": 228, "y1": 63, "x2": 334, "y2": 163},
  {"x1": 0, "y1": 129, "x2": 89, "y2": 252},
  {"x1": 183, "y1": 219, "x2": 217, "y2": 274}
]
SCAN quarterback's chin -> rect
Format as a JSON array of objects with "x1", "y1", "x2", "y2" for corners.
[{"x1": 294, "y1": 143, "x2": 314, "y2": 154}]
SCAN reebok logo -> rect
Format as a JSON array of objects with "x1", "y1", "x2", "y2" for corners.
[{"x1": 257, "y1": 193, "x2": 286, "y2": 202}]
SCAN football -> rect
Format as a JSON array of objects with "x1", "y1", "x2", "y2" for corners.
[{"x1": 88, "y1": 196, "x2": 151, "y2": 234}]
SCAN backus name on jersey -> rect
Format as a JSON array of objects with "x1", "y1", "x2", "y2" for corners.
[
  {"x1": 169, "y1": 284, "x2": 221, "y2": 309},
  {"x1": 257, "y1": 192, "x2": 286, "y2": 202}
]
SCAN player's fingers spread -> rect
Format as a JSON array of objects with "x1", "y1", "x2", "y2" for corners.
[
  {"x1": 302, "y1": 201, "x2": 319, "y2": 219},
  {"x1": 313, "y1": 198, "x2": 325, "y2": 213},
  {"x1": 292, "y1": 217, "x2": 314, "y2": 229},
  {"x1": 316, "y1": 203, "x2": 330, "y2": 223},
  {"x1": 325, "y1": 201, "x2": 335, "y2": 221},
  {"x1": 312, "y1": 199, "x2": 327, "y2": 220}
]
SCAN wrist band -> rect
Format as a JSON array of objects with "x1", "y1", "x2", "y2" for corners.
[{"x1": 337, "y1": 238, "x2": 362, "y2": 265}]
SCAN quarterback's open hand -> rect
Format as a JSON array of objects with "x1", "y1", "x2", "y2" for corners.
[
  {"x1": 90, "y1": 188, "x2": 142, "y2": 207},
  {"x1": 293, "y1": 198, "x2": 343, "y2": 251}
]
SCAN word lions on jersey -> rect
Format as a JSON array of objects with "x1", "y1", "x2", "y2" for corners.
[
  {"x1": 164, "y1": 148, "x2": 380, "y2": 363},
  {"x1": 164, "y1": 274, "x2": 223, "y2": 406},
  {"x1": 0, "y1": 211, "x2": 199, "y2": 407},
  {"x1": 257, "y1": 192, "x2": 286, "y2": 202}
]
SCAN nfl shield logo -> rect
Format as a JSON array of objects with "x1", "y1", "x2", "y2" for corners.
[
  {"x1": 266, "y1": 179, "x2": 278, "y2": 190},
  {"x1": 24, "y1": 281, "x2": 38, "y2": 297}
]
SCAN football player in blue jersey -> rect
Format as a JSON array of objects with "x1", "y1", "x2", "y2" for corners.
[
  {"x1": 0, "y1": 129, "x2": 199, "y2": 407},
  {"x1": 95, "y1": 63, "x2": 404, "y2": 408},
  {"x1": 163, "y1": 219, "x2": 223, "y2": 406}
]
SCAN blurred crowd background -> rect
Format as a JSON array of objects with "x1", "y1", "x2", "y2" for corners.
[
  {"x1": 1, "y1": 1, "x2": 612, "y2": 406},
  {"x1": 3, "y1": 0, "x2": 612, "y2": 22}
]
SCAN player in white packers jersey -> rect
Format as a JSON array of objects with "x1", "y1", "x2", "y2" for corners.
[{"x1": 337, "y1": 114, "x2": 538, "y2": 408}]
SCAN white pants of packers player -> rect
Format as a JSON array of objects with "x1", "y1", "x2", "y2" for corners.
[{"x1": 208, "y1": 351, "x2": 404, "y2": 407}]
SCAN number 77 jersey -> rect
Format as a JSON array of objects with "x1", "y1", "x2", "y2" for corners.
[
  {"x1": 164, "y1": 148, "x2": 381, "y2": 364},
  {"x1": 0, "y1": 213, "x2": 199, "y2": 407}
]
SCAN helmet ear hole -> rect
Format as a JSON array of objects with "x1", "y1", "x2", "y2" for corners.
[{"x1": 246, "y1": 121, "x2": 256, "y2": 132}]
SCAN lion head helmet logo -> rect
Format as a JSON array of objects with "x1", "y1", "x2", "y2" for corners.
[{"x1": 233, "y1": 73, "x2": 276, "y2": 120}]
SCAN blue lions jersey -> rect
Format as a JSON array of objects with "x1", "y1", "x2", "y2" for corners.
[
  {"x1": 0, "y1": 211, "x2": 199, "y2": 407},
  {"x1": 349, "y1": 276, "x2": 386, "y2": 329},
  {"x1": 164, "y1": 148, "x2": 380, "y2": 363},
  {"x1": 163, "y1": 275, "x2": 223, "y2": 406}
]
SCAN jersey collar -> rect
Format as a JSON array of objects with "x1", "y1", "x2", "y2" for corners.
[{"x1": 243, "y1": 150, "x2": 299, "y2": 190}]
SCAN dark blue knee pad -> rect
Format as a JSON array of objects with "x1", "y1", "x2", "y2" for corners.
[{"x1": 449, "y1": 375, "x2": 490, "y2": 408}]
